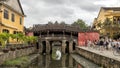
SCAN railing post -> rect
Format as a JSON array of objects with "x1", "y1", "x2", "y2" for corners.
[
  {"x1": 62, "y1": 40, "x2": 66, "y2": 54},
  {"x1": 69, "y1": 40, "x2": 73, "y2": 53},
  {"x1": 46, "y1": 40, "x2": 50, "y2": 54}
]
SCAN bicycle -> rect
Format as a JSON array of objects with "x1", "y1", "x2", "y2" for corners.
[{"x1": 113, "y1": 46, "x2": 120, "y2": 56}]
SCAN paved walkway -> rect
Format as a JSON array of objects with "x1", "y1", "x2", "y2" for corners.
[{"x1": 77, "y1": 46, "x2": 120, "y2": 61}]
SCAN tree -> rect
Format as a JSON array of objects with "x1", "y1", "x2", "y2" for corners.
[
  {"x1": 102, "y1": 18, "x2": 112, "y2": 28},
  {"x1": 0, "y1": 33, "x2": 10, "y2": 48},
  {"x1": 10, "y1": 33, "x2": 26, "y2": 43},
  {"x1": 97, "y1": 22, "x2": 102, "y2": 28},
  {"x1": 0, "y1": 33, "x2": 38, "y2": 48},
  {"x1": 102, "y1": 18, "x2": 120, "y2": 38},
  {"x1": 71, "y1": 19, "x2": 88, "y2": 29},
  {"x1": 25, "y1": 36, "x2": 38, "y2": 44}
]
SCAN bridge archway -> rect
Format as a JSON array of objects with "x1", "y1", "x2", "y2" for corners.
[
  {"x1": 50, "y1": 41, "x2": 62, "y2": 54},
  {"x1": 42, "y1": 41, "x2": 46, "y2": 54},
  {"x1": 33, "y1": 23, "x2": 80, "y2": 54},
  {"x1": 50, "y1": 41, "x2": 53, "y2": 54},
  {"x1": 65, "y1": 41, "x2": 69, "y2": 54},
  {"x1": 73, "y1": 42, "x2": 76, "y2": 51}
]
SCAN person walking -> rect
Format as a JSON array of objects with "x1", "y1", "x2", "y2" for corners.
[
  {"x1": 99, "y1": 38, "x2": 104, "y2": 52},
  {"x1": 104, "y1": 40, "x2": 109, "y2": 50},
  {"x1": 87, "y1": 39, "x2": 92, "y2": 49},
  {"x1": 108, "y1": 39, "x2": 112, "y2": 51}
]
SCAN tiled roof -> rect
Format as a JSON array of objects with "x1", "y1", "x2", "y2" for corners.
[
  {"x1": 33, "y1": 23, "x2": 81, "y2": 33},
  {"x1": 0, "y1": 0, "x2": 25, "y2": 16},
  {"x1": 102, "y1": 7, "x2": 120, "y2": 11}
]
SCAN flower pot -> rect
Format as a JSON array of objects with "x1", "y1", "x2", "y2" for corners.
[
  {"x1": 10, "y1": 48, "x2": 16, "y2": 51},
  {"x1": 31, "y1": 45, "x2": 34, "y2": 47},
  {"x1": 27, "y1": 46, "x2": 30, "y2": 48},
  {"x1": 24, "y1": 46, "x2": 28, "y2": 48},
  {"x1": 28, "y1": 46, "x2": 31, "y2": 47},
  {"x1": 21, "y1": 47, "x2": 25, "y2": 49},
  {"x1": 3, "y1": 49, "x2": 9, "y2": 53},
  {"x1": 17, "y1": 47, "x2": 21, "y2": 50}
]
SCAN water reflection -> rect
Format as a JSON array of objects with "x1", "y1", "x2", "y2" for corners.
[
  {"x1": 51, "y1": 48, "x2": 62, "y2": 60},
  {"x1": 29, "y1": 54, "x2": 81, "y2": 68},
  {"x1": 55, "y1": 49, "x2": 61, "y2": 60}
]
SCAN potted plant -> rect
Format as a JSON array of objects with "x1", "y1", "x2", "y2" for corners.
[
  {"x1": 2, "y1": 48, "x2": 9, "y2": 53},
  {"x1": 10, "y1": 47, "x2": 16, "y2": 51},
  {"x1": 22, "y1": 36, "x2": 37, "y2": 49},
  {"x1": 0, "y1": 33, "x2": 10, "y2": 53},
  {"x1": 21, "y1": 46, "x2": 26, "y2": 49},
  {"x1": 16, "y1": 47, "x2": 21, "y2": 50}
]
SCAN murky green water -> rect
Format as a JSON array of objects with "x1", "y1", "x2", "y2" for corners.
[{"x1": 28, "y1": 54, "x2": 100, "y2": 68}]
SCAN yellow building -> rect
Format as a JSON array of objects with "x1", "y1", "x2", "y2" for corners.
[
  {"x1": 93, "y1": 7, "x2": 120, "y2": 38},
  {"x1": 0, "y1": 0, "x2": 25, "y2": 34}
]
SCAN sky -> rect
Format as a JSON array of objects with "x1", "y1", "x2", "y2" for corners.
[{"x1": 20, "y1": 0, "x2": 120, "y2": 27}]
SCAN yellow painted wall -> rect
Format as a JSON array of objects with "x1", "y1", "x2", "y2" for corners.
[
  {"x1": 0, "y1": 5, "x2": 24, "y2": 34},
  {"x1": 0, "y1": 5, "x2": 24, "y2": 44},
  {"x1": 97, "y1": 10, "x2": 114, "y2": 23},
  {"x1": 0, "y1": 5, "x2": 2, "y2": 33},
  {"x1": 93, "y1": 8, "x2": 120, "y2": 38}
]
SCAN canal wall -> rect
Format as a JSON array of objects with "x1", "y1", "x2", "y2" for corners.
[
  {"x1": 76, "y1": 46, "x2": 120, "y2": 68},
  {"x1": 0, "y1": 46, "x2": 36, "y2": 65}
]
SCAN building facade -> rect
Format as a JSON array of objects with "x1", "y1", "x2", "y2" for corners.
[
  {"x1": 0, "y1": 0, "x2": 25, "y2": 34},
  {"x1": 93, "y1": 7, "x2": 120, "y2": 38}
]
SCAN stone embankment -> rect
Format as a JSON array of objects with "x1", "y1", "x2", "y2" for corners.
[
  {"x1": 76, "y1": 46, "x2": 120, "y2": 68},
  {"x1": 0, "y1": 46, "x2": 36, "y2": 65},
  {"x1": 71, "y1": 54, "x2": 99, "y2": 68}
]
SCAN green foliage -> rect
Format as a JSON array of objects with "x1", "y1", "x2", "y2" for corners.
[
  {"x1": 101, "y1": 18, "x2": 120, "y2": 38},
  {"x1": 0, "y1": 32, "x2": 38, "y2": 47},
  {"x1": 25, "y1": 36, "x2": 38, "y2": 44},
  {"x1": 0, "y1": 33, "x2": 10, "y2": 41},
  {"x1": 16, "y1": 33, "x2": 24, "y2": 42},
  {"x1": 72, "y1": 19, "x2": 88, "y2": 29},
  {"x1": 52, "y1": 50, "x2": 57, "y2": 60},
  {"x1": 0, "y1": 33, "x2": 10, "y2": 47},
  {"x1": 10, "y1": 34, "x2": 17, "y2": 40},
  {"x1": 102, "y1": 18, "x2": 112, "y2": 28},
  {"x1": 4, "y1": 56, "x2": 29, "y2": 66},
  {"x1": 0, "y1": 38, "x2": 5, "y2": 48},
  {"x1": 10, "y1": 33, "x2": 38, "y2": 44}
]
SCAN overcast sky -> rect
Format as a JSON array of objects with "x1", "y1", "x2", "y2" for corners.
[{"x1": 20, "y1": 0, "x2": 120, "y2": 27}]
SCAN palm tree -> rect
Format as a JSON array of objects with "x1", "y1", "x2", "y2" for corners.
[
  {"x1": 0, "y1": 33, "x2": 10, "y2": 48},
  {"x1": 16, "y1": 33, "x2": 24, "y2": 43},
  {"x1": 27, "y1": 36, "x2": 38, "y2": 43}
]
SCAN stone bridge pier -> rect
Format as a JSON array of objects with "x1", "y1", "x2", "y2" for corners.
[{"x1": 38, "y1": 39, "x2": 77, "y2": 54}]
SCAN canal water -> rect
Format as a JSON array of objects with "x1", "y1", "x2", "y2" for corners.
[{"x1": 28, "y1": 54, "x2": 100, "y2": 68}]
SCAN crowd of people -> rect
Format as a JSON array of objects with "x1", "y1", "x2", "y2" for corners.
[{"x1": 86, "y1": 38, "x2": 120, "y2": 51}]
